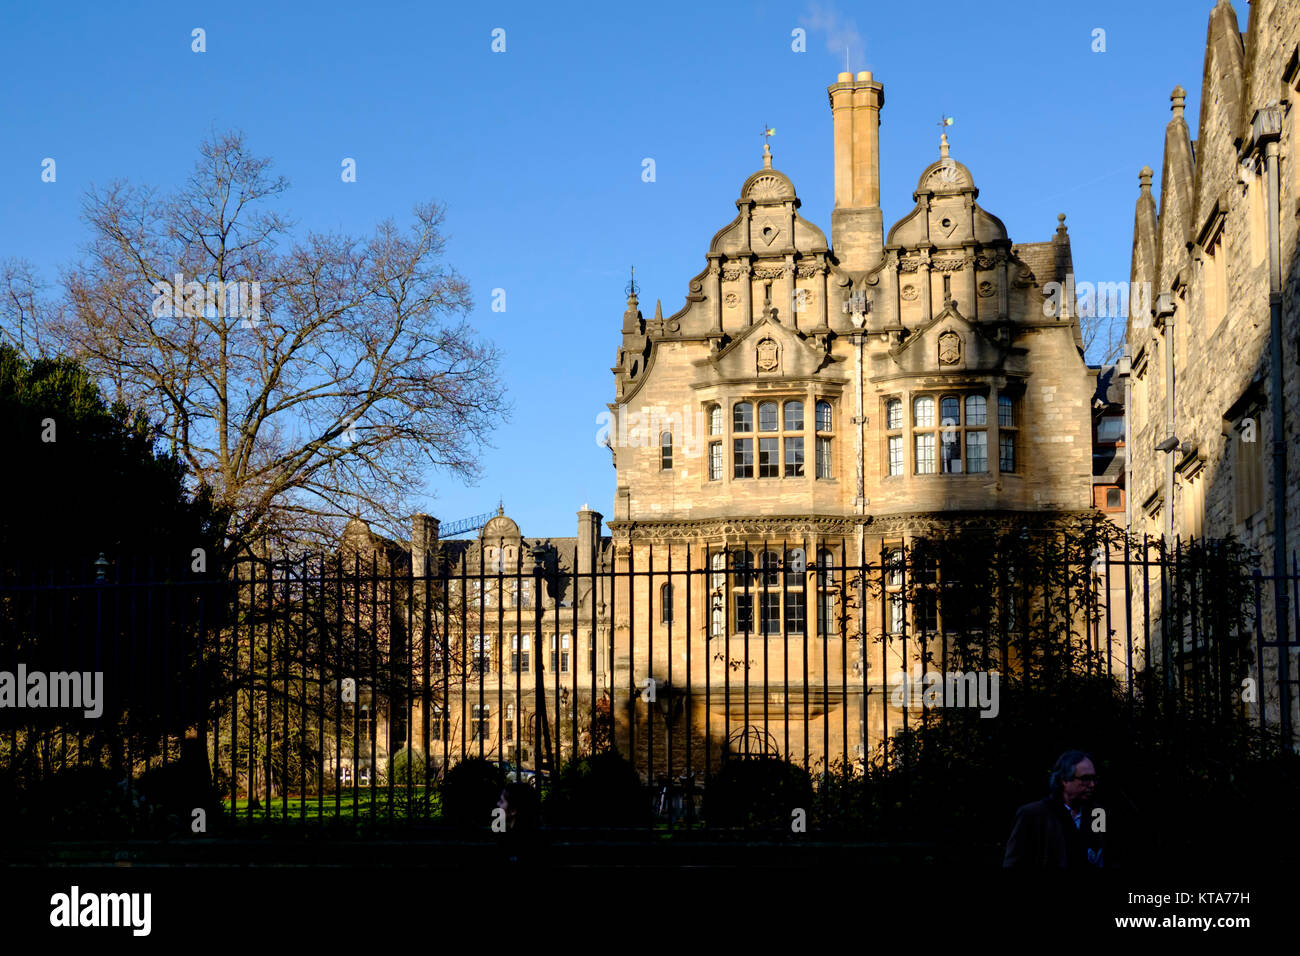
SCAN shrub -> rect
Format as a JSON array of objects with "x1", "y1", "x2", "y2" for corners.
[
  {"x1": 704, "y1": 756, "x2": 813, "y2": 830},
  {"x1": 544, "y1": 751, "x2": 647, "y2": 827},
  {"x1": 438, "y1": 757, "x2": 505, "y2": 829}
]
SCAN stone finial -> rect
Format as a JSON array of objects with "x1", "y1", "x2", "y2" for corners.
[
  {"x1": 1138, "y1": 166, "x2": 1153, "y2": 192},
  {"x1": 1056, "y1": 212, "x2": 1068, "y2": 235},
  {"x1": 1170, "y1": 85, "x2": 1187, "y2": 117},
  {"x1": 762, "y1": 142, "x2": 772, "y2": 169},
  {"x1": 654, "y1": 299, "x2": 663, "y2": 320},
  {"x1": 940, "y1": 132, "x2": 950, "y2": 159},
  {"x1": 497, "y1": 500, "x2": 504, "y2": 516}
]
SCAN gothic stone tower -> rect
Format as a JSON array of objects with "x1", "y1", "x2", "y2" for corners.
[{"x1": 605, "y1": 72, "x2": 1095, "y2": 776}]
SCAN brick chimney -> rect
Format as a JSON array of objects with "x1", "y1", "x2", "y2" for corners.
[{"x1": 829, "y1": 70, "x2": 885, "y2": 271}]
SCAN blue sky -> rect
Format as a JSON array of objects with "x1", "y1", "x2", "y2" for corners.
[{"x1": 0, "y1": 1, "x2": 1230, "y2": 539}]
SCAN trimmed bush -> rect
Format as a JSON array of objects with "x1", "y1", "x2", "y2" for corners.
[
  {"x1": 544, "y1": 751, "x2": 648, "y2": 827},
  {"x1": 438, "y1": 757, "x2": 505, "y2": 828},
  {"x1": 704, "y1": 756, "x2": 813, "y2": 830}
]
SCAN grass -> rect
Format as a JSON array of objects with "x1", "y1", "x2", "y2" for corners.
[{"x1": 223, "y1": 787, "x2": 443, "y2": 823}]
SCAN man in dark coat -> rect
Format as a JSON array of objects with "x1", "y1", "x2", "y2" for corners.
[{"x1": 1003, "y1": 750, "x2": 1104, "y2": 867}]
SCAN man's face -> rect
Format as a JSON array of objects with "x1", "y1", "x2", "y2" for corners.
[{"x1": 1062, "y1": 758, "x2": 1096, "y2": 805}]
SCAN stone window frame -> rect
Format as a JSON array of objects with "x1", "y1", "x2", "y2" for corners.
[
  {"x1": 708, "y1": 441, "x2": 723, "y2": 481},
  {"x1": 901, "y1": 391, "x2": 991, "y2": 476},
  {"x1": 815, "y1": 400, "x2": 834, "y2": 479},
  {"x1": 511, "y1": 633, "x2": 530, "y2": 673},
  {"x1": 711, "y1": 545, "x2": 812, "y2": 638},
  {"x1": 660, "y1": 430, "x2": 673, "y2": 470},
  {"x1": 727, "y1": 395, "x2": 828, "y2": 480},
  {"x1": 998, "y1": 395, "x2": 1018, "y2": 473},
  {"x1": 1196, "y1": 210, "x2": 1228, "y2": 336}
]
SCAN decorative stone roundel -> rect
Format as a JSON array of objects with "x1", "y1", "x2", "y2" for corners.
[
  {"x1": 901, "y1": 285, "x2": 918, "y2": 301},
  {"x1": 724, "y1": 291, "x2": 739, "y2": 308},
  {"x1": 978, "y1": 280, "x2": 995, "y2": 297}
]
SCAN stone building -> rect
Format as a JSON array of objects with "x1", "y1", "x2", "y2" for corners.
[
  {"x1": 334, "y1": 71, "x2": 1105, "y2": 783},
  {"x1": 603, "y1": 70, "x2": 1097, "y2": 773},
  {"x1": 1122, "y1": 0, "x2": 1299, "y2": 737}
]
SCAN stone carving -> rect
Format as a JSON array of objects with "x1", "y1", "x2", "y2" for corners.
[
  {"x1": 721, "y1": 267, "x2": 744, "y2": 280},
  {"x1": 796, "y1": 264, "x2": 819, "y2": 278},
  {"x1": 756, "y1": 221, "x2": 781, "y2": 246},
  {"x1": 898, "y1": 257, "x2": 922, "y2": 273},
  {"x1": 900, "y1": 284, "x2": 919, "y2": 301},
  {"x1": 753, "y1": 266, "x2": 785, "y2": 279},
  {"x1": 747, "y1": 175, "x2": 789, "y2": 201},
  {"x1": 932, "y1": 256, "x2": 965, "y2": 271},
  {"x1": 723, "y1": 291, "x2": 740, "y2": 308},
  {"x1": 975, "y1": 254, "x2": 997, "y2": 270},
  {"x1": 978, "y1": 280, "x2": 995, "y2": 297},
  {"x1": 756, "y1": 338, "x2": 779, "y2": 371},
  {"x1": 938, "y1": 330, "x2": 962, "y2": 366}
]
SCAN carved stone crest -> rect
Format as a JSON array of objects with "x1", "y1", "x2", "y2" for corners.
[
  {"x1": 938, "y1": 331, "x2": 962, "y2": 366},
  {"x1": 756, "y1": 338, "x2": 780, "y2": 372}
]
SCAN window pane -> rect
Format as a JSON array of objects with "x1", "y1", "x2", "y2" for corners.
[
  {"x1": 915, "y1": 433, "x2": 935, "y2": 473},
  {"x1": 758, "y1": 437, "x2": 779, "y2": 477},
  {"x1": 886, "y1": 399, "x2": 902, "y2": 430},
  {"x1": 734, "y1": 438, "x2": 753, "y2": 478},
  {"x1": 965, "y1": 395, "x2": 987, "y2": 426},
  {"x1": 888, "y1": 435, "x2": 903, "y2": 475},
  {"x1": 816, "y1": 436, "x2": 832, "y2": 478},
  {"x1": 914, "y1": 396, "x2": 935, "y2": 427},
  {"x1": 785, "y1": 592, "x2": 806, "y2": 634},
  {"x1": 734, "y1": 402, "x2": 753, "y2": 432},
  {"x1": 735, "y1": 594, "x2": 753, "y2": 632},
  {"x1": 816, "y1": 401, "x2": 833, "y2": 431},
  {"x1": 816, "y1": 549, "x2": 834, "y2": 585},
  {"x1": 941, "y1": 425, "x2": 962, "y2": 473},
  {"x1": 661, "y1": 431, "x2": 672, "y2": 469},
  {"x1": 760, "y1": 593, "x2": 781, "y2": 634},
  {"x1": 760, "y1": 551, "x2": 780, "y2": 587},
  {"x1": 758, "y1": 402, "x2": 778, "y2": 431},
  {"x1": 784, "y1": 401, "x2": 804, "y2": 431},
  {"x1": 785, "y1": 550, "x2": 804, "y2": 587},
  {"x1": 709, "y1": 441, "x2": 722, "y2": 480},
  {"x1": 785, "y1": 436, "x2": 804, "y2": 477},
  {"x1": 998, "y1": 395, "x2": 1014, "y2": 427},
  {"x1": 940, "y1": 396, "x2": 960, "y2": 424},
  {"x1": 966, "y1": 431, "x2": 987, "y2": 473},
  {"x1": 1000, "y1": 433, "x2": 1015, "y2": 472},
  {"x1": 817, "y1": 592, "x2": 834, "y2": 635},
  {"x1": 709, "y1": 405, "x2": 722, "y2": 435}
]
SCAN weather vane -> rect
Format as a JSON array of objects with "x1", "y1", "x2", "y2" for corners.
[
  {"x1": 625, "y1": 265, "x2": 639, "y2": 299},
  {"x1": 938, "y1": 114, "x2": 954, "y2": 132},
  {"x1": 762, "y1": 124, "x2": 776, "y2": 146}
]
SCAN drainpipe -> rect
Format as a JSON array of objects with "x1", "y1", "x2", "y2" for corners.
[{"x1": 1251, "y1": 102, "x2": 1291, "y2": 744}]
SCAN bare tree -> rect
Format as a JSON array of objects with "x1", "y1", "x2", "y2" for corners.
[{"x1": 30, "y1": 131, "x2": 507, "y2": 561}]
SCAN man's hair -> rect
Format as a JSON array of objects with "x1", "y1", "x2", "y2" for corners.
[{"x1": 1048, "y1": 750, "x2": 1094, "y2": 798}]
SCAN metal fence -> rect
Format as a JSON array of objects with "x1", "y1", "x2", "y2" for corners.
[{"x1": 1, "y1": 533, "x2": 1295, "y2": 831}]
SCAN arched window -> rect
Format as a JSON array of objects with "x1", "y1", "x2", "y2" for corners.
[
  {"x1": 660, "y1": 431, "x2": 673, "y2": 470},
  {"x1": 913, "y1": 395, "x2": 935, "y2": 427},
  {"x1": 886, "y1": 399, "x2": 902, "y2": 430},
  {"x1": 660, "y1": 582, "x2": 673, "y2": 624},
  {"x1": 816, "y1": 549, "x2": 835, "y2": 635},
  {"x1": 758, "y1": 402, "x2": 779, "y2": 432},
  {"x1": 815, "y1": 401, "x2": 833, "y2": 478},
  {"x1": 708, "y1": 404, "x2": 722, "y2": 435},
  {"x1": 733, "y1": 402, "x2": 753, "y2": 433}
]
